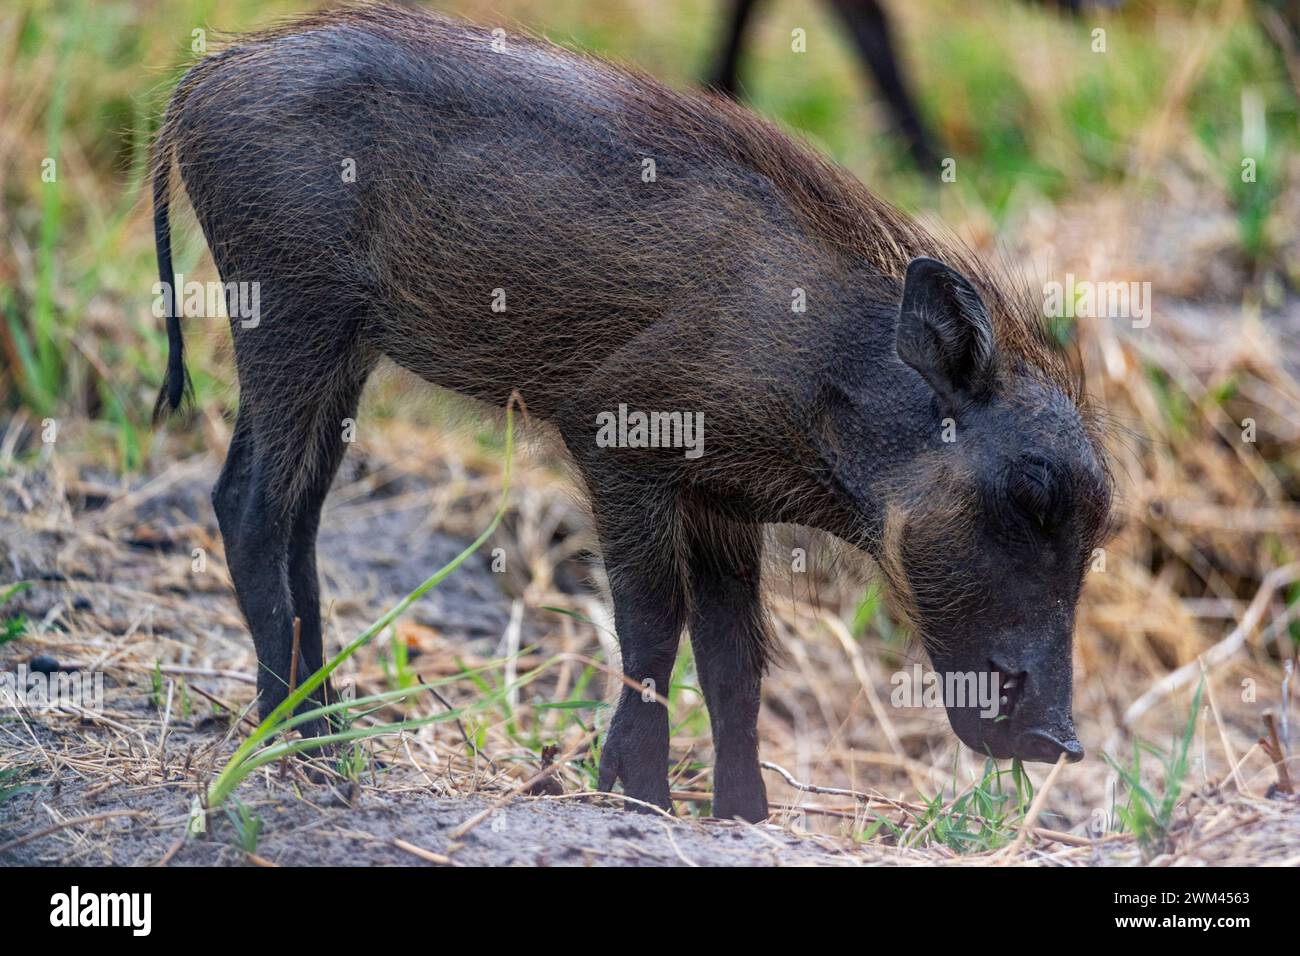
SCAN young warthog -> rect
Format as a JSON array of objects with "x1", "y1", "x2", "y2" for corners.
[{"x1": 153, "y1": 4, "x2": 1112, "y2": 822}]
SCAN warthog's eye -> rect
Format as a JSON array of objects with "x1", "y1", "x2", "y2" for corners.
[{"x1": 1009, "y1": 457, "x2": 1061, "y2": 528}]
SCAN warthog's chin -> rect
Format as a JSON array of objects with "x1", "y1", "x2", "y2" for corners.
[
  {"x1": 1014, "y1": 728, "x2": 1084, "y2": 763},
  {"x1": 947, "y1": 712, "x2": 1083, "y2": 764}
]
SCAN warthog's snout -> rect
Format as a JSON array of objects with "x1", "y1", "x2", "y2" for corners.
[
  {"x1": 939, "y1": 652, "x2": 1084, "y2": 765},
  {"x1": 949, "y1": 701, "x2": 1084, "y2": 764}
]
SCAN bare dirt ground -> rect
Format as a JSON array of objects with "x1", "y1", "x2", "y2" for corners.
[
  {"x1": 2, "y1": 422, "x2": 1298, "y2": 867},
  {"x1": 2, "y1": 696, "x2": 868, "y2": 867},
  {"x1": 0, "y1": 449, "x2": 887, "y2": 866}
]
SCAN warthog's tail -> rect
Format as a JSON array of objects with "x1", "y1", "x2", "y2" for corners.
[
  {"x1": 151, "y1": 67, "x2": 207, "y2": 423},
  {"x1": 151, "y1": 143, "x2": 190, "y2": 421}
]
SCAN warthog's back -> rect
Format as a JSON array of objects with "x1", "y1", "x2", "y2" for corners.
[{"x1": 163, "y1": 6, "x2": 848, "y2": 415}]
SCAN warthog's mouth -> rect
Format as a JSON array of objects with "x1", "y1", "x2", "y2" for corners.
[
  {"x1": 990, "y1": 658, "x2": 1024, "y2": 721},
  {"x1": 944, "y1": 660, "x2": 1085, "y2": 764}
]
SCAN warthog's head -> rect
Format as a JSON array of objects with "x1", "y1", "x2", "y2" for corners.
[{"x1": 880, "y1": 257, "x2": 1113, "y2": 764}]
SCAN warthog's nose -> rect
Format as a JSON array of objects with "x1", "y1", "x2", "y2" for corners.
[{"x1": 1013, "y1": 729, "x2": 1084, "y2": 764}]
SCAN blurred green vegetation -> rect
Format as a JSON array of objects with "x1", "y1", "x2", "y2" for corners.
[{"x1": 1, "y1": 0, "x2": 1297, "y2": 472}]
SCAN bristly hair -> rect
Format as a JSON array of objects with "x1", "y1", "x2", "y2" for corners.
[
  {"x1": 618, "y1": 80, "x2": 1083, "y2": 403},
  {"x1": 172, "y1": 1, "x2": 1082, "y2": 414},
  {"x1": 614, "y1": 69, "x2": 1115, "y2": 508}
]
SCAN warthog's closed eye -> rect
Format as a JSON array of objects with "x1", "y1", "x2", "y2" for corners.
[{"x1": 1009, "y1": 456, "x2": 1065, "y2": 530}]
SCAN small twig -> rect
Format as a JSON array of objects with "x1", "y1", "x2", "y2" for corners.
[
  {"x1": 660, "y1": 821, "x2": 699, "y2": 867},
  {"x1": 1030, "y1": 828, "x2": 1096, "y2": 848},
  {"x1": 1121, "y1": 564, "x2": 1300, "y2": 733},
  {"x1": 157, "y1": 678, "x2": 175, "y2": 778},
  {"x1": 391, "y1": 837, "x2": 454, "y2": 865},
  {"x1": 535, "y1": 790, "x2": 689, "y2": 818},
  {"x1": 0, "y1": 810, "x2": 148, "y2": 855},
  {"x1": 153, "y1": 836, "x2": 185, "y2": 867},
  {"x1": 333, "y1": 828, "x2": 456, "y2": 865},
  {"x1": 1177, "y1": 813, "x2": 1263, "y2": 858},
  {"x1": 668, "y1": 789, "x2": 715, "y2": 804},
  {"x1": 449, "y1": 729, "x2": 598, "y2": 841},
  {"x1": 1281, "y1": 660, "x2": 1293, "y2": 757},
  {"x1": 761, "y1": 760, "x2": 916, "y2": 813},
  {"x1": 996, "y1": 753, "x2": 1069, "y2": 863},
  {"x1": 1221, "y1": 741, "x2": 1264, "y2": 792},
  {"x1": 417, "y1": 672, "x2": 497, "y2": 770},
  {"x1": 134, "y1": 664, "x2": 256, "y2": 686},
  {"x1": 1261, "y1": 712, "x2": 1293, "y2": 794},
  {"x1": 502, "y1": 598, "x2": 524, "y2": 713},
  {"x1": 189, "y1": 684, "x2": 260, "y2": 731},
  {"x1": 1201, "y1": 660, "x2": 1245, "y2": 793},
  {"x1": 287, "y1": 616, "x2": 302, "y2": 700},
  {"x1": 55, "y1": 703, "x2": 147, "y2": 738}
]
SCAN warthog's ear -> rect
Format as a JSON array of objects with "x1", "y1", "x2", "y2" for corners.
[{"x1": 896, "y1": 257, "x2": 996, "y2": 406}]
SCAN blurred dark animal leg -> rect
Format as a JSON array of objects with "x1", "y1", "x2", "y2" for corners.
[
  {"x1": 1257, "y1": 0, "x2": 1300, "y2": 97},
  {"x1": 709, "y1": 0, "x2": 762, "y2": 97},
  {"x1": 829, "y1": 0, "x2": 939, "y2": 170}
]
